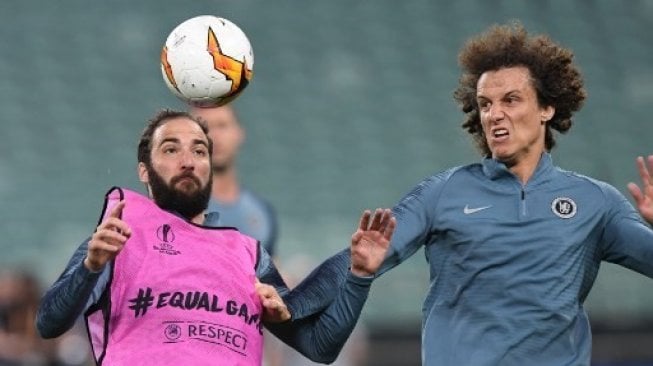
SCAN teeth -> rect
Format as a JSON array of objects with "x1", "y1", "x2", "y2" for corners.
[{"x1": 494, "y1": 129, "x2": 508, "y2": 137}]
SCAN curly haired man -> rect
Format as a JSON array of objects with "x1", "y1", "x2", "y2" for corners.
[{"x1": 284, "y1": 22, "x2": 653, "y2": 365}]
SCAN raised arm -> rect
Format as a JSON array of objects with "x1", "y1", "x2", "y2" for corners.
[
  {"x1": 601, "y1": 156, "x2": 653, "y2": 276},
  {"x1": 279, "y1": 173, "x2": 445, "y2": 321},
  {"x1": 36, "y1": 240, "x2": 106, "y2": 338},
  {"x1": 36, "y1": 201, "x2": 130, "y2": 338}
]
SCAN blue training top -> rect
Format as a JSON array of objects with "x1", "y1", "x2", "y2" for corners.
[{"x1": 286, "y1": 153, "x2": 653, "y2": 366}]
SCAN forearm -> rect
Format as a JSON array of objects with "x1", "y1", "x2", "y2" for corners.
[
  {"x1": 601, "y1": 187, "x2": 653, "y2": 276},
  {"x1": 604, "y1": 217, "x2": 653, "y2": 276},
  {"x1": 266, "y1": 272, "x2": 372, "y2": 364},
  {"x1": 280, "y1": 242, "x2": 409, "y2": 320},
  {"x1": 36, "y1": 242, "x2": 104, "y2": 338},
  {"x1": 283, "y1": 248, "x2": 351, "y2": 320}
]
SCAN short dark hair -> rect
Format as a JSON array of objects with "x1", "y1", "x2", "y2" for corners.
[
  {"x1": 137, "y1": 109, "x2": 212, "y2": 167},
  {"x1": 453, "y1": 21, "x2": 587, "y2": 156}
]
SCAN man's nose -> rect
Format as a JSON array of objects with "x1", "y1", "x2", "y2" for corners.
[
  {"x1": 179, "y1": 150, "x2": 195, "y2": 169},
  {"x1": 488, "y1": 104, "x2": 505, "y2": 121}
]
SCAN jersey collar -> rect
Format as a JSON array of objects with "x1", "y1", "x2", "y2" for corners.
[
  {"x1": 203, "y1": 211, "x2": 220, "y2": 227},
  {"x1": 482, "y1": 152, "x2": 554, "y2": 185}
]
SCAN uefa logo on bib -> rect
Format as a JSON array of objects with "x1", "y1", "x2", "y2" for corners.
[{"x1": 154, "y1": 224, "x2": 181, "y2": 255}]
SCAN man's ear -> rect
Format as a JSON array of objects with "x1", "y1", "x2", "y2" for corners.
[
  {"x1": 138, "y1": 162, "x2": 149, "y2": 184},
  {"x1": 541, "y1": 106, "x2": 555, "y2": 123},
  {"x1": 235, "y1": 124, "x2": 245, "y2": 148}
]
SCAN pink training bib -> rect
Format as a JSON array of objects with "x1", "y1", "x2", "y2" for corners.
[{"x1": 85, "y1": 187, "x2": 263, "y2": 366}]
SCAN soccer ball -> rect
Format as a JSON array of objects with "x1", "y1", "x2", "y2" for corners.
[{"x1": 160, "y1": 15, "x2": 254, "y2": 107}]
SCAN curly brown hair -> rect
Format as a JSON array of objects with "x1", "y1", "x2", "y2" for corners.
[{"x1": 453, "y1": 22, "x2": 587, "y2": 157}]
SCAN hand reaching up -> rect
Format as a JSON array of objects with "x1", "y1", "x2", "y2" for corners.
[
  {"x1": 84, "y1": 201, "x2": 132, "y2": 272},
  {"x1": 628, "y1": 155, "x2": 653, "y2": 225},
  {"x1": 350, "y1": 208, "x2": 396, "y2": 277}
]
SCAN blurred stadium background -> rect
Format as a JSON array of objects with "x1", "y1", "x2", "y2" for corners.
[{"x1": 0, "y1": 0, "x2": 652, "y2": 365}]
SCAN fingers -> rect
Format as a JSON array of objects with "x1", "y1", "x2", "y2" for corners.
[
  {"x1": 262, "y1": 298, "x2": 288, "y2": 314},
  {"x1": 255, "y1": 280, "x2": 273, "y2": 298},
  {"x1": 94, "y1": 227, "x2": 130, "y2": 246},
  {"x1": 256, "y1": 281, "x2": 291, "y2": 322},
  {"x1": 628, "y1": 182, "x2": 644, "y2": 205},
  {"x1": 88, "y1": 226, "x2": 129, "y2": 259},
  {"x1": 92, "y1": 215, "x2": 131, "y2": 250},
  {"x1": 255, "y1": 281, "x2": 281, "y2": 304},
  {"x1": 263, "y1": 301, "x2": 291, "y2": 322},
  {"x1": 358, "y1": 210, "x2": 371, "y2": 231},
  {"x1": 88, "y1": 240, "x2": 124, "y2": 253},
  {"x1": 99, "y1": 217, "x2": 132, "y2": 238},
  {"x1": 85, "y1": 204, "x2": 131, "y2": 272},
  {"x1": 369, "y1": 208, "x2": 384, "y2": 231},
  {"x1": 647, "y1": 155, "x2": 653, "y2": 190},
  {"x1": 85, "y1": 233, "x2": 126, "y2": 272},
  {"x1": 629, "y1": 155, "x2": 653, "y2": 205},
  {"x1": 108, "y1": 200, "x2": 126, "y2": 219},
  {"x1": 378, "y1": 208, "x2": 392, "y2": 233},
  {"x1": 359, "y1": 208, "x2": 394, "y2": 233},
  {"x1": 361, "y1": 208, "x2": 391, "y2": 230},
  {"x1": 636, "y1": 156, "x2": 651, "y2": 188},
  {"x1": 383, "y1": 216, "x2": 397, "y2": 241}
]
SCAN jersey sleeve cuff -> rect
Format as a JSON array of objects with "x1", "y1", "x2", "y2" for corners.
[{"x1": 346, "y1": 271, "x2": 374, "y2": 286}]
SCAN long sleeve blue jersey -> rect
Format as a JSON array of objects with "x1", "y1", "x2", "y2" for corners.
[{"x1": 288, "y1": 153, "x2": 653, "y2": 366}]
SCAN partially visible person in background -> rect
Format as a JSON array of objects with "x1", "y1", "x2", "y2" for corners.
[
  {"x1": 0, "y1": 269, "x2": 93, "y2": 366},
  {"x1": 0, "y1": 269, "x2": 55, "y2": 365},
  {"x1": 190, "y1": 104, "x2": 278, "y2": 256}
]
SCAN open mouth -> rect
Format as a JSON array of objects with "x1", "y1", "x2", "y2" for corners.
[{"x1": 491, "y1": 128, "x2": 509, "y2": 141}]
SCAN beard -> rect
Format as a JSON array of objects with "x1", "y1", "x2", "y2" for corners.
[{"x1": 147, "y1": 166, "x2": 212, "y2": 220}]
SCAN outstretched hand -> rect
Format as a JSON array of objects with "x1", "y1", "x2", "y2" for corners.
[
  {"x1": 350, "y1": 208, "x2": 396, "y2": 277},
  {"x1": 628, "y1": 155, "x2": 653, "y2": 225},
  {"x1": 84, "y1": 201, "x2": 132, "y2": 272}
]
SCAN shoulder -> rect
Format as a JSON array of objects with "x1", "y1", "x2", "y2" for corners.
[
  {"x1": 403, "y1": 164, "x2": 476, "y2": 198},
  {"x1": 551, "y1": 167, "x2": 634, "y2": 219},
  {"x1": 554, "y1": 167, "x2": 622, "y2": 200},
  {"x1": 239, "y1": 188, "x2": 275, "y2": 210},
  {"x1": 395, "y1": 165, "x2": 472, "y2": 213}
]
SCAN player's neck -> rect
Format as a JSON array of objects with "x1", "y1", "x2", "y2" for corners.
[
  {"x1": 190, "y1": 212, "x2": 206, "y2": 225},
  {"x1": 508, "y1": 151, "x2": 544, "y2": 185},
  {"x1": 211, "y1": 167, "x2": 241, "y2": 203}
]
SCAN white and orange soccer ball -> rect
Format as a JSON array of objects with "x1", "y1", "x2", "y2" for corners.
[{"x1": 161, "y1": 15, "x2": 254, "y2": 107}]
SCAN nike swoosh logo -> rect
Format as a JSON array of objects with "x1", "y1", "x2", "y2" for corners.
[{"x1": 463, "y1": 205, "x2": 492, "y2": 214}]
